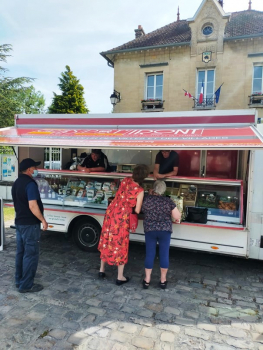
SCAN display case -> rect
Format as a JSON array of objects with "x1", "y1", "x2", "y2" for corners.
[
  {"x1": 37, "y1": 170, "x2": 124, "y2": 210},
  {"x1": 37, "y1": 170, "x2": 243, "y2": 226},
  {"x1": 142, "y1": 176, "x2": 243, "y2": 225}
]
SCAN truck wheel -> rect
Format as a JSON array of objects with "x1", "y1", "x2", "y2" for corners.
[{"x1": 73, "y1": 218, "x2": 101, "y2": 252}]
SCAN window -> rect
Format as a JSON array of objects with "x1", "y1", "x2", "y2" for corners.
[
  {"x1": 197, "y1": 69, "x2": 215, "y2": 100},
  {"x1": 252, "y1": 65, "x2": 263, "y2": 94},
  {"x1": 44, "y1": 147, "x2": 61, "y2": 170},
  {"x1": 202, "y1": 25, "x2": 213, "y2": 36},
  {"x1": 146, "y1": 73, "x2": 163, "y2": 99}
]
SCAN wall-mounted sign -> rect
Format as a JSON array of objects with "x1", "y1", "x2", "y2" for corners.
[{"x1": 202, "y1": 51, "x2": 212, "y2": 63}]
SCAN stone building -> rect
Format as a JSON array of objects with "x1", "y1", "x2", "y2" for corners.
[{"x1": 101, "y1": 0, "x2": 263, "y2": 117}]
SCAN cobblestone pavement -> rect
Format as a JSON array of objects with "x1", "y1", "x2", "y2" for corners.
[{"x1": 1, "y1": 225, "x2": 263, "y2": 350}]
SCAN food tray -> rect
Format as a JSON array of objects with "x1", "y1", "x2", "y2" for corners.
[
  {"x1": 197, "y1": 191, "x2": 217, "y2": 208},
  {"x1": 179, "y1": 184, "x2": 197, "y2": 208}
]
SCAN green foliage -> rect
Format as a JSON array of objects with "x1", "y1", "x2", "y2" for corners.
[
  {"x1": 48, "y1": 65, "x2": 89, "y2": 114},
  {"x1": 0, "y1": 44, "x2": 45, "y2": 127},
  {"x1": 15, "y1": 85, "x2": 45, "y2": 114},
  {"x1": 0, "y1": 146, "x2": 14, "y2": 155}
]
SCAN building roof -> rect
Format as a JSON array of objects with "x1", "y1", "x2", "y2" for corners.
[
  {"x1": 101, "y1": 10, "x2": 263, "y2": 56},
  {"x1": 225, "y1": 10, "x2": 263, "y2": 38}
]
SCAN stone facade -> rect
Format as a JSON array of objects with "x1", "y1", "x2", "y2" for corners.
[{"x1": 103, "y1": 0, "x2": 263, "y2": 118}]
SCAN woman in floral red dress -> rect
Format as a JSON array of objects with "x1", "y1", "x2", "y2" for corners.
[{"x1": 98, "y1": 165, "x2": 149, "y2": 285}]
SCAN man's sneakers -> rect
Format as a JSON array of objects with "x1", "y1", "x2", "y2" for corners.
[{"x1": 19, "y1": 283, "x2": 44, "y2": 293}]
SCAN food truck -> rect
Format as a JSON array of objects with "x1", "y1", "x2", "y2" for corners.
[{"x1": 1, "y1": 109, "x2": 263, "y2": 259}]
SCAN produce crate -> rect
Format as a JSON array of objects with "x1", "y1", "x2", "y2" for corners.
[
  {"x1": 196, "y1": 191, "x2": 217, "y2": 208},
  {"x1": 166, "y1": 187, "x2": 179, "y2": 196},
  {"x1": 179, "y1": 184, "x2": 197, "y2": 208}
]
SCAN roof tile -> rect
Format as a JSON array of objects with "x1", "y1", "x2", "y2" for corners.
[{"x1": 103, "y1": 10, "x2": 263, "y2": 54}]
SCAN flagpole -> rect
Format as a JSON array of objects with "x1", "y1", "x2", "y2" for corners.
[{"x1": 214, "y1": 82, "x2": 224, "y2": 94}]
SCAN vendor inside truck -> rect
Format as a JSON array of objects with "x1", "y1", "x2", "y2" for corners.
[
  {"x1": 77, "y1": 149, "x2": 111, "y2": 173},
  {"x1": 153, "y1": 150, "x2": 179, "y2": 179}
]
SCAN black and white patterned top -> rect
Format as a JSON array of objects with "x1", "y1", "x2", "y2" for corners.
[{"x1": 142, "y1": 195, "x2": 176, "y2": 233}]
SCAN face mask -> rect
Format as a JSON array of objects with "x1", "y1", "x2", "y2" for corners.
[{"x1": 32, "y1": 169, "x2": 38, "y2": 177}]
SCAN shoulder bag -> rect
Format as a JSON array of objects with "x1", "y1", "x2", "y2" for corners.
[{"x1": 185, "y1": 207, "x2": 208, "y2": 224}]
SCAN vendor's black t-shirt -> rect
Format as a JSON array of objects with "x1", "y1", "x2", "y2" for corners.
[
  {"x1": 155, "y1": 151, "x2": 179, "y2": 174},
  {"x1": 81, "y1": 153, "x2": 111, "y2": 172}
]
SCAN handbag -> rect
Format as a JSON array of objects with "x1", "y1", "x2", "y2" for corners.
[
  {"x1": 185, "y1": 207, "x2": 208, "y2": 224},
  {"x1": 130, "y1": 213, "x2": 138, "y2": 232}
]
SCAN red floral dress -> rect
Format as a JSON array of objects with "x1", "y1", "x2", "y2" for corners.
[{"x1": 98, "y1": 177, "x2": 143, "y2": 266}]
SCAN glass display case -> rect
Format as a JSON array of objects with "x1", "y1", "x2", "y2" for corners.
[
  {"x1": 142, "y1": 177, "x2": 243, "y2": 225},
  {"x1": 37, "y1": 170, "x2": 243, "y2": 225}
]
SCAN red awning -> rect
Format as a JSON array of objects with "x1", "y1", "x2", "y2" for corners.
[{"x1": 0, "y1": 126, "x2": 263, "y2": 149}]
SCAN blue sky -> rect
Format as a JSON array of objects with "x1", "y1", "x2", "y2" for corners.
[{"x1": 1, "y1": 0, "x2": 263, "y2": 113}]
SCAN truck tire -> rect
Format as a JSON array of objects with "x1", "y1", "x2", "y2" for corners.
[{"x1": 73, "y1": 218, "x2": 101, "y2": 252}]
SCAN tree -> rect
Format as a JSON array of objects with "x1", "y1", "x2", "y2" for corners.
[
  {"x1": 15, "y1": 85, "x2": 45, "y2": 114},
  {"x1": 0, "y1": 44, "x2": 45, "y2": 127},
  {"x1": 48, "y1": 65, "x2": 89, "y2": 114}
]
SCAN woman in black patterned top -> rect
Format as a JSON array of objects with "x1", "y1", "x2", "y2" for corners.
[{"x1": 142, "y1": 180, "x2": 181, "y2": 289}]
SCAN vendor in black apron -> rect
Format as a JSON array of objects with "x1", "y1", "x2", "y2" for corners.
[{"x1": 153, "y1": 150, "x2": 179, "y2": 179}]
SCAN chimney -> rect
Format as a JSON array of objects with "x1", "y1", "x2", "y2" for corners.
[
  {"x1": 177, "y1": 6, "x2": 180, "y2": 21},
  {"x1": 248, "y1": 0, "x2": 252, "y2": 10},
  {"x1": 134, "y1": 25, "x2": 145, "y2": 39},
  {"x1": 218, "y1": 0, "x2": 223, "y2": 7}
]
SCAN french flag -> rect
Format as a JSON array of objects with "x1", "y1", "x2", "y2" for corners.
[{"x1": 199, "y1": 81, "x2": 204, "y2": 104}]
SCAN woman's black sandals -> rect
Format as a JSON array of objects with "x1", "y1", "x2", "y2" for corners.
[
  {"x1": 142, "y1": 280, "x2": 150, "y2": 289},
  {"x1": 98, "y1": 272, "x2": 106, "y2": 278},
  {"x1": 160, "y1": 281, "x2": 168, "y2": 290},
  {"x1": 116, "y1": 277, "x2": 130, "y2": 286}
]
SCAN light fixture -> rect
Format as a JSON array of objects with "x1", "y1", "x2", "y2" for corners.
[{"x1": 110, "y1": 90, "x2": 121, "y2": 106}]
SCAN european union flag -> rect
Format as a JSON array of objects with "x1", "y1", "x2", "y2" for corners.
[{"x1": 215, "y1": 86, "x2": 221, "y2": 104}]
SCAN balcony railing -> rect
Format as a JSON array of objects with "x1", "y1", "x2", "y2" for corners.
[
  {"x1": 193, "y1": 97, "x2": 216, "y2": 110},
  {"x1": 249, "y1": 95, "x2": 263, "y2": 106},
  {"x1": 141, "y1": 100, "x2": 164, "y2": 112}
]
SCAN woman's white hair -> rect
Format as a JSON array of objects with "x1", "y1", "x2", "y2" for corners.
[{"x1": 153, "y1": 180, "x2": 166, "y2": 195}]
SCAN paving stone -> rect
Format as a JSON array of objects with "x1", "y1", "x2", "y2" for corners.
[
  {"x1": 153, "y1": 342, "x2": 172, "y2": 350},
  {"x1": 224, "y1": 337, "x2": 254, "y2": 349},
  {"x1": 110, "y1": 330, "x2": 131, "y2": 343},
  {"x1": 173, "y1": 317, "x2": 195, "y2": 326},
  {"x1": 111, "y1": 343, "x2": 137, "y2": 350},
  {"x1": 156, "y1": 323, "x2": 181, "y2": 333},
  {"x1": 205, "y1": 342, "x2": 236, "y2": 350},
  {"x1": 159, "y1": 331, "x2": 175, "y2": 343},
  {"x1": 231, "y1": 322, "x2": 251, "y2": 331},
  {"x1": 197, "y1": 322, "x2": 217, "y2": 332},
  {"x1": 218, "y1": 325, "x2": 248, "y2": 338},
  {"x1": 184, "y1": 311, "x2": 199, "y2": 319},
  {"x1": 213, "y1": 291, "x2": 229, "y2": 298},
  {"x1": 140, "y1": 326, "x2": 158, "y2": 339},
  {"x1": 134, "y1": 309, "x2": 154, "y2": 318},
  {"x1": 185, "y1": 328, "x2": 210, "y2": 340},
  {"x1": 49, "y1": 328, "x2": 67, "y2": 340},
  {"x1": 118, "y1": 322, "x2": 138, "y2": 334},
  {"x1": 87, "y1": 306, "x2": 106, "y2": 316},
  {"x1": 85, "y1": 298, "x2": 101, "y2": 306},
  {"x1": 132, "y1": 336, "x2": 155, "y2": 349},
  {"x1": 203, "y1": 279, "x2": 217, "y2": 286},
  {"x1": 62, "y1": 321, "x2": 80, "y2": 330},
  {"x1": 96, "y1": 328, "x2": 110, "y2": 338}
]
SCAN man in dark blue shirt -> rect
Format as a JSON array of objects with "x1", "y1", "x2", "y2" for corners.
[
  {"x1": 153, "y1": 150, "x2": 179, "y2": 179},
  {"x1": 12, "y1": 158, "x2": 48, "y2": 293}
]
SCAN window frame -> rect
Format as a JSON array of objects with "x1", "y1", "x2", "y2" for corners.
[
  {"x1": 144, "y1": 72, "x2": 164, "y2": 100},
  {"x1": 196, "y1": 69, "x2": 215, "y2": 100},
  {"x1": 252, "y1": 63, "x2": 263, "y2": 95}
]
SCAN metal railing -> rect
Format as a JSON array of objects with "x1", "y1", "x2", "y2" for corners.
[
  {"x1": 193, "y1": 97, "x2": 216, "y2": 109},
  {"x1": 249, "y1": 95, "x2": 263, "y2": 105}
]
